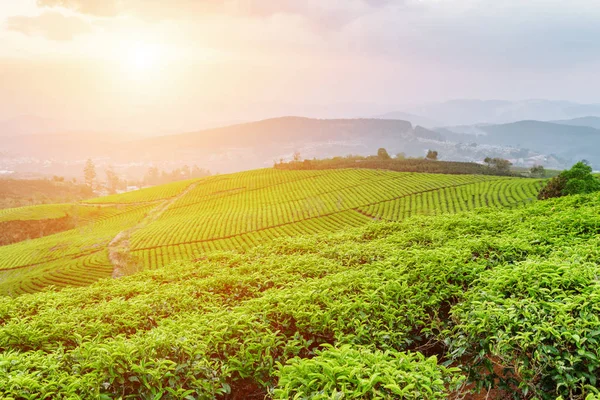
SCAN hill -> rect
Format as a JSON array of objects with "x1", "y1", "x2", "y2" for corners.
[
  {"x1": 1, "y1": 117, "x2": 448, "y2": 178},
  {"x1": 552, "y1": 116, "x2": 600, "y2": 130},
  {"x1": 438, "y1": 120, "x2": 600, "y2": 167},
  {"x1": 0, "y1": 190, "x2": 598, "y2": 399},
  {"x1": 406, "y1": 99, "x2": 600, "y2": 126},
  {"x1": 0, "y1": 178, "x2": 93, "y2": 209},
  {"x1": 122, "y1": 117, "x2": 444, "y2": 168},
  {"x1": 0, "y1": 168, "x2": 542, "y2": 295},
  {"x1": 372, "y1": 111, "x2": 442, "y2": 128}
]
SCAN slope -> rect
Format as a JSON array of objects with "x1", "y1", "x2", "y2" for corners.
[
  {"x1": 0, "y1": 192, "x2": 598, "y2": 399},
  {"x1": 0, "y1": 169, "x2": 542, "y2": 295},
  {"x1": 438, "y1": 120, "x2": 600, "y2": 167}
]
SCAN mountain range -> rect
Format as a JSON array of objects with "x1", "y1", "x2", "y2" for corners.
[{"x1": 3, "y1": 98, "x2": 600, "y2": 178}]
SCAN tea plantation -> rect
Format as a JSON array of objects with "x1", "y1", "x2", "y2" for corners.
[
  {"x1": 0, "y1": 169, "x2": 542, "y2": 295},
  {"x1": 1, "y1": 190, "x2": 599, "y2": 398}
]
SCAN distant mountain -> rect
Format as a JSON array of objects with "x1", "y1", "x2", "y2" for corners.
[
  {"x1": 0, "y1": 115, "x2": 64, "y2": 137},
  {"x1": 122, "y1": 117, "x2": 445, "y2": 170},
  {"x1": 1, "y1": 117, "x2": 447, "y2": 177},
  {"x1": 372, "y1": 111, "x2": 442, "y2": 129},
  {"x1": 407, "y1": 99, "x2": 600, "y2": 126},
  {"x1": 437, "y1": 120, "x2": 600, "y2": 167},
  {"x1": 551, "y1": 116, "x2": 600, "y2": 130}
]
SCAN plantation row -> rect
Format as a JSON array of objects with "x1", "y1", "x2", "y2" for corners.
[
  {"x1": 0, "y1": 204, "x2": 152, "y2": 270},
  {"x1": 0, "y1": 204, "x2": 155, "y2": 294},
  {"x1": 0, "y1": 169, "x2": 543, "y2": 293},
  {"x1": 0, "y1": 202, "x2": 136, "y2": 224},
  {"x1": 358, "y1": 178, "x2": 543, "y2": 220},
  {"x1": 130, "y1": 170, "x2": 505, "y2": 250},
  {"x1": 1, "y1": 193, "x2": 599, "y2": 398},
  {"x1": 131, "y1": 209, "x2": 372, "y2": 269},
  {"x1": 83, "y1": 178, "x2": 197, "y2": 204}
]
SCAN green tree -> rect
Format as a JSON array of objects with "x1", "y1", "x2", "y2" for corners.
[
  {"x1": 83, "y1": 159, "x2": 96, "y2": 189},
  {"x1": 484, "y1": 157, "x2": 512, "y2": 174},
  {"x1": 538, "y1": 161, "x2": 600, "y2": 200},
  {"x1": 377, "y1": 148, "x2": 391, "y2": 160},
  {"x1": 426, "y1": 150, "x2": 438, "y2": 161},
  {"x1": 529, "y1": 165, "x2": 545, "y2": 178}
]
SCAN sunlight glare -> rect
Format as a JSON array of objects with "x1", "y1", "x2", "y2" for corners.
[{"x1": 120, "y1": 41, "x2": 164, "y2": 81}]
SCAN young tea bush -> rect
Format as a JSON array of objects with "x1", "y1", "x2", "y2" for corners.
[
  {"x1": 274, "y1": 344, "x2": 463, "y2": 399},
  {"x1": 451, "y1": 256, "x2": 600, "y2": 399}
]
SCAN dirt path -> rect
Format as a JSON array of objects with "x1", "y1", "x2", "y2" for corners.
[{"x1": 108, "y1": 182, "x2": 199, "y2": 278}]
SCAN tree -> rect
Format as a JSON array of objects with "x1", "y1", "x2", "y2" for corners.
[
  {"x1": 538, "y1": 161, "x2": 600, "y2": 200},
  {"x1": 530, "y1": 165, "x2": 545, "y2": 178},
  {"x1": 105, "y1": 166, "x2": 120, "y2": 194},
  {"x1": 145, "y1": 167, "x2": 160, "y2": 185},
  {"x1": 484, "y1": 157, "x2": 512, "y2": 174},
  {"x1": 293, "y1": 151, "x2": 302, "y2": 162},
  {"x1": 377, "y1": 148, "x2": 391, "y2": 160},
  {"x1": 426, "y1": 150, "x2": 439, "y2": 161},
  {"x1": 395, "y1": 152, "x2": 406, "y2": 160},
  {"x1": 84, "y1": 159, "x2": 96, "y2": 188}
]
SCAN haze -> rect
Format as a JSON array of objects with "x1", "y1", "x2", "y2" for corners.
[{"x1": 1, "y1": 0, "x2": 600, "y2": 133}]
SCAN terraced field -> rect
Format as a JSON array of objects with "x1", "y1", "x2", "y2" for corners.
[{"x1": 0, "y1": 169, "x2": 543, "y2": 294}]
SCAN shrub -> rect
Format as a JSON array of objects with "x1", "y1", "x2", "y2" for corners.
[{"x1": 539, "y1": 161, "x2": 600, "y2": 200}]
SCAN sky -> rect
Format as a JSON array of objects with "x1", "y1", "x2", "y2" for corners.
[{"x1": 1, "y1": 0, "x2": 600, "y2": 133}]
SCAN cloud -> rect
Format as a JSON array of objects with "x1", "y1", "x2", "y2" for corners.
[
  {"x1": 36, "y1": 0, "x2": 392, "y2": 23},
  {"x1": 36, "y1": 0, "x2": 119, "y2": 17},
  {"x1": 6, "y1": 11, "x2": 92, "y2": 41}
]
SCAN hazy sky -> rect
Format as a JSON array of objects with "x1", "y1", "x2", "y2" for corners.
[{"x1": 1, "y1": 0, "x2": 600, "y2": 132}]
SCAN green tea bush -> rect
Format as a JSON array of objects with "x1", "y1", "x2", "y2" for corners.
[
  {"x1": 274, "y1": 345, "x2": 463, "y2": 399},
  {"x1": 451, "y1": 247, "x2": 600, "y2": 398},
  {"x1": 1, "y1": 192, "x2": 599, "y2": 398}
]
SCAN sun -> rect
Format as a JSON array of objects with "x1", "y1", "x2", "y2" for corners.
[{"x1": 119, "y1": 41, "x2": 165, "y2": 80}]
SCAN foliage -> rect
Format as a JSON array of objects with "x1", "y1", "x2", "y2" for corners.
[
  {"x1": 0, "y1": 191, "x2": 599, "y2": 398},
  {"x1": 276, "y1": 156, "x2": 517, "y2": 176},
  {"x1": 274, "y1": 345, "x2": 463, "y2": 399},
  {"x1": 530, "y1": 164, "x2": 545, "y2": 178},
  {"x1": 105, "y1": 166, "x2": 122, "y2": 194},
  {"x1": 0, "y1": 179, "x2": 93, "y2": 210},
  {"x1": 539, "y1": 161, "x2": 600, "y2": 200},
  {"x1": 484, "y1": 157, "x2": 513, "y2": 173},
  {"x1": 143, "y1": 165, "x2": 211, "y2": 186},
  {"x1": 84, "y1": 158, "x2": 97, "y2": 188},
  {"x1": 0, "y1": 169, "x2": 541, "y2": 294},
  {"x1": 377, "y1": 148, "x2": 391, "y2": 160},
  {"x1": 426, "y1": 150, "x2": 439, "y2": 161}
]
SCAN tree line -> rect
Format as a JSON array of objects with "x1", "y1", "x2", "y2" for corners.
[
  {"x1": 274, "y1": 149, "x2": 519, "y2": 176},
  {"x1": 83, "y1": 159, "x2": 211, "y2": 194}
]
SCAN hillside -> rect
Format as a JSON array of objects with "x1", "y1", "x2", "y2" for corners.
[
  {"x1": 552, "y1": 116, "x2": 600, "y2": 130},
  {"x1": 438, "y1": 120, "x2": 600, "y2": 167},
  {"x1": 0, "y1": 178, "x2": 93, "y2": 209},
  {"x1": 0, "y1": 168, "x2": 542, "y2": 295},
  {"x1": 404, "y1": 99, "x2": 600, "y2": 126},
  {"x1": 0, "y1": 117, "x2": 448, "y2": 178},
  {"x1": 1, "y1": 190, "x2": 599, "y2": 399}
]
